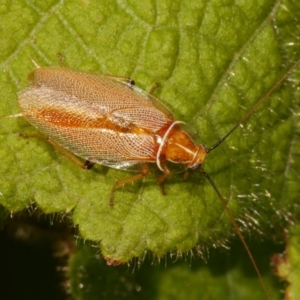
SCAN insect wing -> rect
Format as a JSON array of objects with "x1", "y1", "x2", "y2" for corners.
[
  {"x1": 18, "y1": 67, "x2": 173, "y2": 169},
  {"x1": 126, "y1": 83, "x2": 174, "y2": 120}
]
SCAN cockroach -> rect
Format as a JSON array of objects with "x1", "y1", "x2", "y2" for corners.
[{"x1": 17, "y1": 59, "x2": 300, "y2": 299}]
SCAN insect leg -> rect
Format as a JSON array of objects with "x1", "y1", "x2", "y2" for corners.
[
  {"x1": 57, "y1": 53, "x2": 68, "y2": 67},
  {"x1": 82, "y1": 160, "x2": 95, "y2": 170},
  {"x1": 157, "y1": 162, "x2": 170, "y2": 195},
  {"x1": 19, "y1": 133, "x2": 89, "y2": 169},
  {"x1": 109, "y1": 163, "x2": 149, "y2": 206},
  {"x1": 148, "y1": 82, "x2": 159, "y2": 95}
]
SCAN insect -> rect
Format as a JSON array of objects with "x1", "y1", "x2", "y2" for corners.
[
  {"x1": 17, "y1": 67, "x2": 208, "y2": 200},
  {"x1": 17, "y1": 60, "x2": 300, "y2": 299}
]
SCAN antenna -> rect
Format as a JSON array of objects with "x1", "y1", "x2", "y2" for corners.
[
  {"x1": 206, "y1": 59, "x2": 300, "y2": 154},
  {"x1": 201, "y1": 169, "x2": 271, "y2": 299},
  {"x1": 202, "y1": 59, "x2": 300, "y2": 299}
]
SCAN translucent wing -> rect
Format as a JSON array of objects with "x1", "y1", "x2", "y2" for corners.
[{"x1": 18, "y1": 67, "x2": 174, "y2": 169}]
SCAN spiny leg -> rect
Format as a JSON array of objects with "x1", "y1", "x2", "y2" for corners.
[
  {"x1": 157, "y1": 161, "x2": 170, "y2": 195},
  {"x1": 82, "y1": 160, "x2": 95, "y2": 170},
  {"x1": 148, "y1": 82, "x2": 159, "y2": 95},
  {"x1": 157, "y1": 163, "x2": 190, "y2": 195},
  {"x1": 19, "y1": 133, "x2": 93, "y2": 169},
  {"x1": 57, "y1": 52, "x2": 68, "y2": 67},
  {"x1": 110, "y1": 163, "x2": 149, "y2": 206}
]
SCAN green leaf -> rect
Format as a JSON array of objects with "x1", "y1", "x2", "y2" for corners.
[
  {"x1": 68, "y1": 242, "x2": 140, "y2": 300},
  {"x1": 69, "y1": 240, "x2": 283, "y2": 300},
  {"x1": 274, "y1": 224, "x2": 300, "y2": 299},
  {"x1": 1, "y1": 0, "x2": 300, "y2": 298}
]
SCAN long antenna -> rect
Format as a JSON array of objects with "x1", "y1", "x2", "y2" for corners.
[
  {"x1": 201, "y1": 59, "x2": 300, "y2": 299},
  {"x1": 201, "y1": 169, "x2": 271, "y2": 299},
  {"x1": 206, "y1": 59, "x2": 300, "y2": 153}
]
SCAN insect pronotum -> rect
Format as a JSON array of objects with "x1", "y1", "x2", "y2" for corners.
[{"x1": 17, "y1": 59, "x2": 300, "y2": 299}]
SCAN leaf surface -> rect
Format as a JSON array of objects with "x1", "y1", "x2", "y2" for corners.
[{"x1": 1, "y1": 0, "x2": 300, "y2": 298}]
